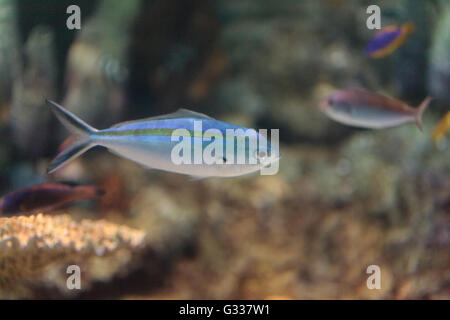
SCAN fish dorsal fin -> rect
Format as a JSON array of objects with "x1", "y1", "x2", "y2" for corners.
[
  {"x1": 111, "y1": 108, "x2": 213, "y2": 128},
  {"x1": 138, "y1": 108, "x2": 214, "y2": 120},
  {"x1": 169, "y1": 108, "x2": 214, "y2": 120}
]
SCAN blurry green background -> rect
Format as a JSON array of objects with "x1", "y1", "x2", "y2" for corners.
[{"x1": 0, "y1": 0, "x2": 449, "y2": 299}]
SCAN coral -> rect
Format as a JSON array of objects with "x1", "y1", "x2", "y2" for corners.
[{"x1": 0, "y1": 214, "x2": 145, "y2": 298}]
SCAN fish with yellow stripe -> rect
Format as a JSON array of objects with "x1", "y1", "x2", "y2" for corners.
[
  {"x1": 46, "y1": 100, "x2": 280, "y2": 178},
  {"x1": 365, "y1": 22, "x2": 415, "y2": 58}
]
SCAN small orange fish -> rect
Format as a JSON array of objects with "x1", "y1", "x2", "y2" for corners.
[
  {"x1": 365, "y1": 22, "x2": 415, "y2": 58},
  {"x1": 432, "y1": 111, "x2": 450, "y2": 143},
  {"x1": 0, "y1": 182, "x2": 104, "y2": 216},
  {"x1": 319, "y1": 89, "x2": 432, "y2": 131}
]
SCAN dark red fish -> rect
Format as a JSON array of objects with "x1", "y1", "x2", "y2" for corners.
[{"x1": 0, "y1": 183, "x2": 104, "y2": 216}]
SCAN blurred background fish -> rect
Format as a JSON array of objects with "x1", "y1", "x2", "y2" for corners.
[
  {"x1": 319, "y1": 89, "x2": 431, "y2": 130},
  {"x1": 0, "y1": 182, "x2": 104, "y2": 216},
  {"x1": 432, "y1": 111, "x2": 450, "y2": 143},
  {"x1": 365, "y1": 22, "x2": 415, "y2": 58}
]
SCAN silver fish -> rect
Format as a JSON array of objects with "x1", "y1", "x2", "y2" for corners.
[
  {"x1": 319, "y1": 89, "x2": 432, "y2": 131},
  {"x1": 46, "y1": 100, "x2": 280, "y2": 178}
]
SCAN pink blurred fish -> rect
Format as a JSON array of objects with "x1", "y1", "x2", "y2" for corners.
[
  {"x1": 0, "y1": 183, "x2": 104, "y2": 216},
  {"x1": 319, "y1": 89, "x2": 432, "y2": 131}
]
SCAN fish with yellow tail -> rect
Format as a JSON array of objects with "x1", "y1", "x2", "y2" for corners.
[{"x1": 319, "y1": 89, "x2": 432, "y2": 131}]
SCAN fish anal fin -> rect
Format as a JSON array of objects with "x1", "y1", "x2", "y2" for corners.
[
  {"x1": 415, "y1": 96, "x2": 433, "y2": 132},
  {"x1": 48, "y1": 140, "x2": 95, "y2": 174}
]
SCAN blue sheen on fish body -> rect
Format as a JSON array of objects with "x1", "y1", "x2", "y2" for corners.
[
  {"x1": 97, "y1": 119, "x2": 277, "y2": 177},
  {"x1": 365, "y1": 23, "x2": 415, "y2": 58},
  {"x1": 365, "y1": 28, "x2": 402, "y2": 55},
  {"x1": 46, "y1": 100, "x2": 281, "y2": 178}
]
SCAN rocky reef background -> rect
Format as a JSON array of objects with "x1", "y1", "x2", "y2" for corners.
[{"x1": 0, "y1": 0, "x2": 449, "y2": 299}]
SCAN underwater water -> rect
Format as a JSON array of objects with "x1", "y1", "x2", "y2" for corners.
[{"x1": 0, "y1": 0, "x2": 449, "y2": 299}]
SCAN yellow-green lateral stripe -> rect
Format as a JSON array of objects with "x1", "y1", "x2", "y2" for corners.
[{"x1": 97, "y1": 128, "x2": 204, "y2": 138}]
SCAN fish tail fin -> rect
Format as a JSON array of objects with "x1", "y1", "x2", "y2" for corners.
[
  {"x1": 46, "y1": 99, "x2": 97, "y2": 138},
  {"x1": 46, "y1": 99, "x2": 99, "y2": 173},
  {"x1": 48, "y1": 136, "x2": 95, "y2": 174},
  {"x1": 415, "y1": 96, "x2": 433, "y2": 132}
]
